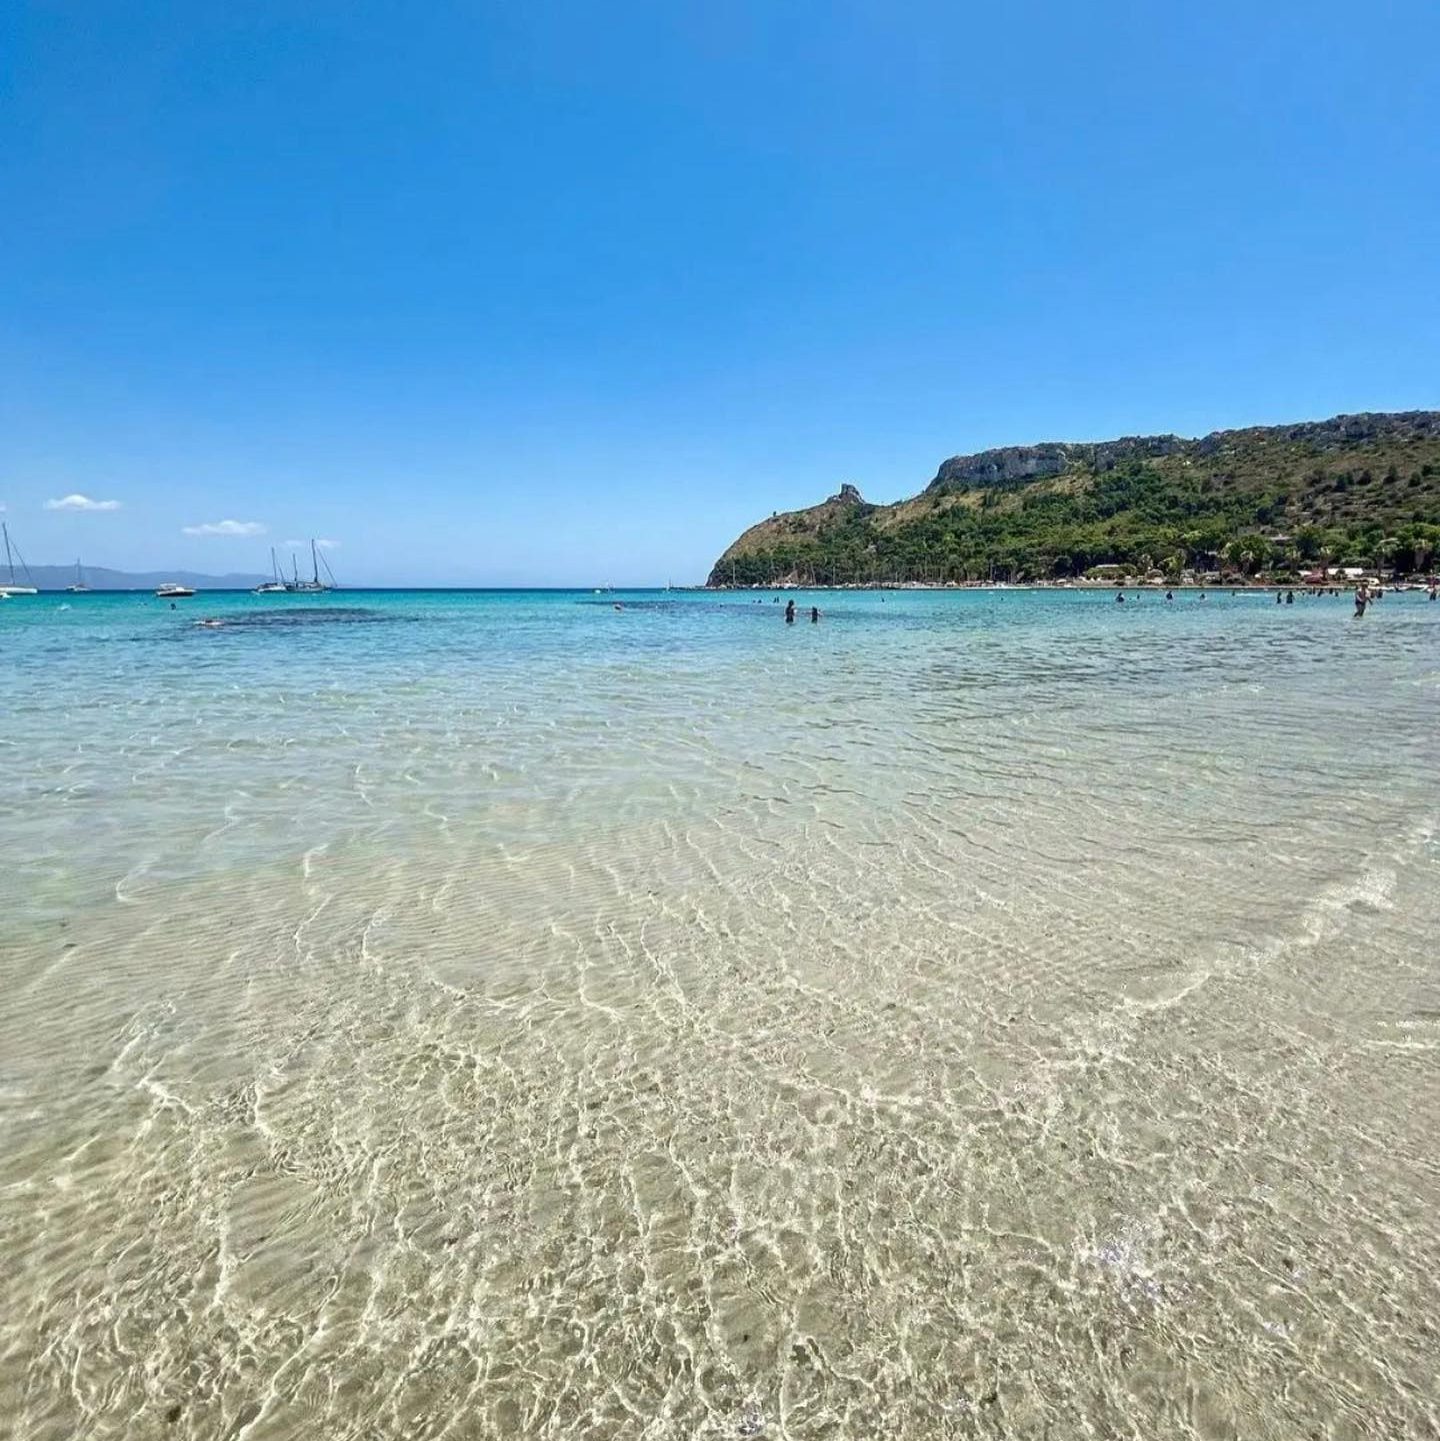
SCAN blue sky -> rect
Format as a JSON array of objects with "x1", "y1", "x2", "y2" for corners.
[{"x1": 3, "y1": 0, "x2": 1437, "y2": 584}]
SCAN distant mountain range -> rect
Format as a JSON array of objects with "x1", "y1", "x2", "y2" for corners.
[
  {"x1": 12, "y1": 565, "x2": 269, "y2": 591},
  {"x1": 709, "y1": 409, "x2": 1440, "y2": 585}
]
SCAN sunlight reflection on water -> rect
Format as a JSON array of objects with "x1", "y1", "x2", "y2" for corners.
[{"x1": 2, "y1": 588, "x2": 1438, "y2": 1439}]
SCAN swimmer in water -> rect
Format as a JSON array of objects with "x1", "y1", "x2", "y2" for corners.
[
  {"x1": 1165, "y1": 590, "x2": 1173, "y2": 601},
  {"x1": 784, "y1": 599, "x2": 795, "y2": 624},
  {"x1": 810, "y1": 605, "x2": 819, "y2": 623},
  {"x1": 1115, "y1": 592, "x2": 1125, "y2": 603}
]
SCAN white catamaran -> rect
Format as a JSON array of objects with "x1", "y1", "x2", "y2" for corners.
[{"x1": 1, "y1": 523, "x2": 38, "y2": 595}]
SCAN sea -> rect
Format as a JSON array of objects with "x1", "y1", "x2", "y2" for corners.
[{"x1": 2, "y1": 586, "x2": 1438, "y2": 1440}]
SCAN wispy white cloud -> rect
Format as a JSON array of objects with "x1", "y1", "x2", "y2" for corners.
[
  {"x1": 45, "y1": 493, "x2": 122, "y2": 512},
  {"x1": 283, "y1": 537, "x2": 340, "y2": 550},
  {"x1": 183, "y1": 519, "x2": 267, "y2": 537}
]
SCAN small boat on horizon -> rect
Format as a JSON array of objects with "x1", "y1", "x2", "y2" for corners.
[
  {"x1": 258, "y1": 540, "x2": 337, "y2": 593},
  {"x1": 1, "y1": 523, "x2": 38, "y2": 595},
  {"x1": 254, "y1": 546, "x2": 289, "y2": 594},
  {"x1": 296, "y1": 539, "x2": 335, "y2": 592},
  {"x1": 155, "y1": 582, "x2": 197, "y2": 598}
]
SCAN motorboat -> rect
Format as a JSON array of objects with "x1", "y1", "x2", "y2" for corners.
[{"x1": 155, "y1": 582, "x2": 197, "y2": 598}]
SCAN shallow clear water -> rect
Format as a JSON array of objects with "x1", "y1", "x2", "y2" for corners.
[{"x1": 3, "y1": 587, "x2": 1439, "y2": 1439}]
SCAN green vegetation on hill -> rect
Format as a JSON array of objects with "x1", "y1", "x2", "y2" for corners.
[{"x1": 708, "y1": 411, "x2": 1440, "y2": 585}]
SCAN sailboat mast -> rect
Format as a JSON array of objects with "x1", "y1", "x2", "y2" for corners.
[
  {"x1": 292, "y1": 553, "x2": 300, "y2": 585},
  {"x1": 271, "y1": 546, "x2": 280, "y2": 583},
  {"x1": 311, "y1": 538, "x2": 319, "y2": 586},
  {"x1": 3, "y1": 523, "x2": 14, "y2": 583}
]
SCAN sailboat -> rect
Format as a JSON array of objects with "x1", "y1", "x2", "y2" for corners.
[
  {"x1": 287, "y1": 539, "x2": 336, "y2": 593},
  {"x1": 253, "y1": 547, "x2": 288, "y2": 594},
  {"x1": 253, "y1": 540, "x2": 336, "y2": 594},
  {"x1": 67, "y1": 558, "x2": 90, "y2": 593},
  {"x1": 1, "y1": 523, "x2": 38, "y2": 595}
]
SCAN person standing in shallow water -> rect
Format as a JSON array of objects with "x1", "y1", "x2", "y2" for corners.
[
  {"x1": 784, "y1": 599, "x2": 795, "y2": 624},
  {"x1": 810, "y1": 606, "x2": 819, "y2": 623}
]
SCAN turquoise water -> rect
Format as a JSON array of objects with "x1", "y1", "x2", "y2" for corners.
[{"x1": 3, "y1": 587, "x2": 1439, "y2": 1439}]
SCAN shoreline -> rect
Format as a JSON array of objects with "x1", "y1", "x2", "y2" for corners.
[{"x1": 706, "y1": 579, "x2": 1418, "y2": 593}]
